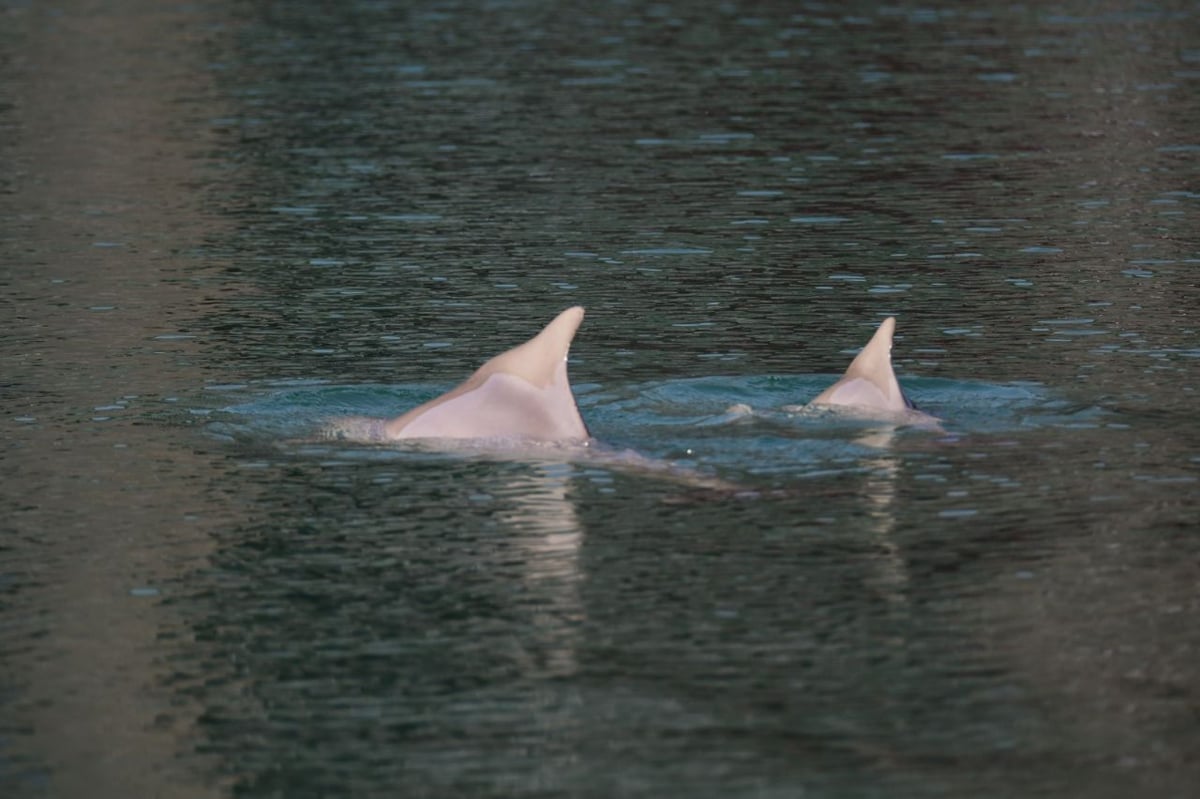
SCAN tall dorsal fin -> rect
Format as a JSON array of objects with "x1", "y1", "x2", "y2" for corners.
[
  {"x1": 383, "y1": 307, "x2": 589, "y2": 440},
  {"x1": 473, "y1": 306, "x2": 584, "y2": 389},
  {"x1": 809, "y1": 317, "x2": 912, "y2": 412}
]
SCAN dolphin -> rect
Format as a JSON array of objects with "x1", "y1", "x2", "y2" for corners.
[
  {"x1": 325, "y1": 306, "x2": 590, "y2": 443},
  {"x1": 805, "y1": 317, "x2": 937, "y2": 424}
]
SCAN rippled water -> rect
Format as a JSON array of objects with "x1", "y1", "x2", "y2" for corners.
[{"x1": 2, "y1": 1, "x2": 1198, "y2": 797}]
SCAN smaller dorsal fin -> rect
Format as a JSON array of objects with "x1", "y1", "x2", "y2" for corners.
[{"x1": 809, "y1": 317, "x2": 912, "y2": 412}]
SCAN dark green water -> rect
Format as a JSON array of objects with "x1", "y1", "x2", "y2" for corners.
[{"x1": 2, "y1": 1, "x2": 1198, "y2": 797}]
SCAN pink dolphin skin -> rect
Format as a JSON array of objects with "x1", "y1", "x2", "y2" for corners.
[
  {"x1": 380, "y1": 306, "x2": 589, "y2": 441},
  {"x1": 809, "y1": 317, "x2": 919, "y2": 414}
]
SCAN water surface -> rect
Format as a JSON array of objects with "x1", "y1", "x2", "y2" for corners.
[{"x1": 2, "y1": 1, "x2": 1198, "y2": 797}]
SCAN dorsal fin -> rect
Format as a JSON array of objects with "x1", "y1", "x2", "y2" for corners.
[
  {"x1": 809, "y1": 317, "x2": 912, "y2": 412},
  {"x1": 473, "y1": 306, "x2": 584, "y2": 388},
  {"x1": 383, "y1": 307, "x2": 589, "y2": 440}
]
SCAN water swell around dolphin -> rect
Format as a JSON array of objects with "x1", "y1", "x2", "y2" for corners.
[
  {"x1": 205, "y1": 308, "x2": 1089, "y2": 485},
  {"x1": 318, "y1": 308, "x2": 932, "y2": 448}
]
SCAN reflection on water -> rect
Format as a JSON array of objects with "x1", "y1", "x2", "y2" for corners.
[
  {"x1": 497, "y1": 463, "x2": 586, "y2": 679},
  {"x1": 171, "y1": 457, "x2": 598, "y2": 795},
  {"x1": 0, "y1": 2, "x2": 232, "y2": 797},
  {"x1": 855, "y1": 427, "x2": 909, "y2": 605},
  {"x1": 2, "y1": 0, "x2": 1199, "y2": 797}
]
